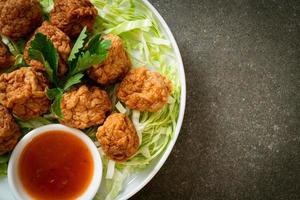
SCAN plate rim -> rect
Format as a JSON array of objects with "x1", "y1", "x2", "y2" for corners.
[
  {"x1": 0, "y1": 1, "x2": 186, "y2": 199},
  {"x1": 119, "y1": 0, "x2": 186, "y2": 199}
]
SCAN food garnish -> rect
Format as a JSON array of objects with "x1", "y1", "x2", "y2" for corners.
[{"x1": 28, "y1": 28, "x2": 111, "y2": 119}]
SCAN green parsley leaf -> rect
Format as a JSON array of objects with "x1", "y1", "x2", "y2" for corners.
[
  {"x1": 68, "y1": 27, "x2": 88, "y2": 63},
  {"x1": 40, "y1": 30, "x2": 111, "y2": 120},
  {"x1": 86, "y1": 34, "x2": 101, "y2": 54},
  {"x1": 46, "y1": 88, "x2": 64, "y2": 119},
  {"x1": 95, "y1": 39, "x2": 111, "y2": 61},
  {"x1": 71, "y1": 51, "x2": 102, "y2": 75},
  {"x1": 51, "y1": 93, "x2": 64, "y2": 119},
  {"x1": 28, "y1": 33, "x2": 58, "y2": 86},
  {"x1": 64, "y1": 73, "x2": 84, "y2": 91},
  {"x1": 87, "y1": 35, "x2": 111, "y2": 56},
  {"x1": 70, "y1": 39, "x2": 111, "y2": 76},
  {"x1": 46, "y1": 88, "x2": 64, "y2": 100},
  {"x1": 99, "y1": 39, "x2": 112, "y2": 51},
  {"x1": 29, "y1": 48, "x2": 54, "y2": 83}
]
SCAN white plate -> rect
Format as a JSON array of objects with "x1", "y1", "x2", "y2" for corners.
[{"x1": 0, "y1": 0, "x2": 186, "y2": 199}]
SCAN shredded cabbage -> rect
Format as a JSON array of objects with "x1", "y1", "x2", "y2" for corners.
[
  {"x1": 115, "y1": 101, "x2": 127, "y2": 114},
  {"x1": 91, "y1": 0, "x2": 181, "y2": 199},
  {"x1": 29, "y1": 1, "x2": 181, "y2": 199},
  {"x1": 131, "y1": 110, "x2": 144, "y2": 145},
  {"x1": 106, "y1": 160, "x2": 115, "y2": 179}
]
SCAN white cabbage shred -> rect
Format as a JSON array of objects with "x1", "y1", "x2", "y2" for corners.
[
  {"x1": 91, "y1": 0, "x2": 181, "y2": 199},
  {"x1": 38, "y1": 0, "x2": 181, "y2": 199}
]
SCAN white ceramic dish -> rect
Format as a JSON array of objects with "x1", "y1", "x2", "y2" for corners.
[
  {"x1": 113, "y1": 1, "x2": 186, "y2": 199},
  {"x1": 8, "y1": 124, "x2": 102, "y2": 200},
  {"x1": 0, "y1": 0, "x2": 186, "y2": 199}
]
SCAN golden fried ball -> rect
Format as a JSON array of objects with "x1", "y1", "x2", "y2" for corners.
[
  {"x1": 0, "y1": 104, "x2": 21, "y2": 155},
  {"x1": 60, "y1": 85, "x2": 112, "y2": 129},
  {"x1": 0, "y1": 67, "x2": 50, "y2": 119},
  {"x1": 24, "y1": 22, "x2": 72, "y2": 76},
  {"x1": 117, "y1": 67, "x2": 172, "y2": 112},
  {"x1": 0, "y1": 41, "x2": 14, "y2": 69},
  {"x1": 50, "y1": 0, "x2": 98, "y2": 38},
  {"x1": 96, "y1": 113, "x2": 139, "y2": 162},
  {"x1": 88, "y1": 34, "x2": 131, "y2": 85},
  {"x1": 0, "y1": 0, "x2": 43, "y2": 39}
]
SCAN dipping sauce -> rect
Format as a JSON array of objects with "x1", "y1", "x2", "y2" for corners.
[{"x1": 18, "y1": 131, "x2": 94, "y2": 200}]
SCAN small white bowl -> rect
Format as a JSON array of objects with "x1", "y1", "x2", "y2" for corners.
[{"x1": 8, "y1": 124, "x2": 102, "y2": 200}]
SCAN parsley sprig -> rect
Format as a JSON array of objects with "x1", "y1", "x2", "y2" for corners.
[
  {"x1": 28, "y1": 33, "x2": 59, "y2": 86},
  {"x1": 28, "y1": 27, "x2": 111, "y2": 119}
]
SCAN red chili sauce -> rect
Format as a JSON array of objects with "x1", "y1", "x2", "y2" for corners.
[{"x1": 18, "y1": 131, "x2": 93, "y2": 200}]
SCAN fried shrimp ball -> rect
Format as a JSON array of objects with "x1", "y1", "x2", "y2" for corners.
[
  {"x1": 0, "y1": 0, "x2": 42, "y2": 39},
  {"x1": 96, "y1": 113, "x2": 139, "y2": 162},
  {"x1": 60, "y1": 85, "x2": 112, "y2": 129},
  {"x1": 0, "y1": 67, "x2": 50, "y2": 119},
  {"x1": 88, "y1": 34, "x2": 131, "y2": 85},
  {"x1": 117, "y1": 67, "x2": 172, "y2": 112},
  {"x1": 50, "y1": 0, "x2": 98, "y2": 38},
  {"x1": 24, "y1": 22, "x2": 72, "y2": 76},
  {"x1": 0, "y1": 104, "x2": 21, "y2": 155},
  {"x1": 0, "y1": 41, "x2": 14, "y2": 68}
]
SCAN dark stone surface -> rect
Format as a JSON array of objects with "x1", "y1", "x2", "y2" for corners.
[{"x1": 131, "y1": 0, "x2": 300, "y2": 200}]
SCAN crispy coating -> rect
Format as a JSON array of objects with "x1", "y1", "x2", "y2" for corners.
[
  {"x1": 0, "y1": 104, "x2": 21, "y2": 155},
  {"x1": 60, "y1": 85, "x2": 112, "y2": 129},
  {"x1": 0, "y1": 67, "x2": 50, "y2": 119},
  {"x1": 0, "y1": 41, "x2": 14, "y2": 69},
  {"x1": 88, "y1": 34, "x2": 131, "y2": 85},
  {"x1": 117, "y1": 67, "x2": 172, "y2": 112},
  {"x1": 24, "y1": 22, "x2": 72, "y2": 76},
  {"x1": 50, "y1": 0, "x2": 98, "y2": 38},
  {"x1": 0, "y1": 0, "x2": 42, "y2": 39},
  {"x1": 96, "y1": 113, "x2": 139, "y2": 162}
]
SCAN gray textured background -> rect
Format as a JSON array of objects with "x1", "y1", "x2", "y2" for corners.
[{"x1": 132, "y1": 0, "x2": 300, "y2": 200}]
